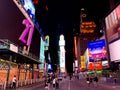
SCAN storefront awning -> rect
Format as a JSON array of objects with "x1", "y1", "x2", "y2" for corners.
[{"x1": 0, "y1": 49, "x2": 41, "y2": 64}]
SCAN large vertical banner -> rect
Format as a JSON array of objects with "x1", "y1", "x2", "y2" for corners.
[
  {"x1": 45, "y1": 35, "x2": 49, "y2": 51},
  {"x1": 80, "y1": 56, "x2": 86, "y2": 69},
  {"x1": 39, "y1": 37, "x2": 45, "y2": 70},
  {"x1": 84, "y1": 48, "x2": 89, "y2": 70},
  {"x1": 59, "y1": 35, "x2": 65, "y2": 73}
]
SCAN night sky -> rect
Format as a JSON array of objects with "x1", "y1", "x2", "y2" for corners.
[{"x1": 35, "y1": 0, "x2": 119, "y2": 73}]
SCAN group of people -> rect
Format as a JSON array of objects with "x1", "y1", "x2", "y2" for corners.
[
  {"x1": 86, "y1": 74, "x2": 98, "y2": 87},
  {"x1": 45, "y1": 74, "x2": 59, "y2": 90}
]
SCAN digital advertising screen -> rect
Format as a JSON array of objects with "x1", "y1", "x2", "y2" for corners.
[
  {"x1": 80, "y1": 56, "x2": 86, "y2": 69},
  {"x1": 102, "y1": 60, "x2": 109, "y2": 67},
  {"x1": 105, "y1": 4, "x2": 120, "y2": 43},
  {"x1": 39, "y1": 37, "x2": 45, "y2": 69},
  {"x1": 88, "y1": 40, "x2": 107, "y2": 61},
  {"x1": 84, "y1": 48, "x2": 89, "y2": 69},
  {"x1": 109, "y1": 39, "x2": 120, "y2": 62},
  {"x1": 20, "y1": 0, "x2": 35, "y2": 23},
  {"x1": 48, "y1": 64, "x2": 52, "y2": 70}
]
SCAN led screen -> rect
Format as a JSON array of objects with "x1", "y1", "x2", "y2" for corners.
[
  {"x1": 48, "y1": 64, "x2": 52, "y2": 70},
  {"x1": 39, "y1": 37, "x2": 45, "y2": 69},
  {"x1": 109, "y1": 39, "x2": 120, "y2": 62},
  {"x1": 84, "y1": 48, "x2": 89, "y2": 69},
  {"x1": 20, "y1": 0, "x2": 35, "y2": 23},
  {"x1": 40, "y1": 37, "x2": 45, "y2": 62},
  {"x1": 88, "y1": 40, "x2": 107, "y2": 61},
  {"x1": 105, "y1": 4, "x2": 120, "y2": 43},
  {"x1": 102, "y1": 60, "x2": 108, "y2": 67}
]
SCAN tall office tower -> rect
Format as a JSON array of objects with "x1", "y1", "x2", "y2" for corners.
[{"x1": 73, "y1": 8, "x2": 99, "y2": 70}]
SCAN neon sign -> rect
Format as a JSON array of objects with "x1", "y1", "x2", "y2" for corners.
[{"x1": 19, "y1": 19, "x2": 34, "y2": 46}]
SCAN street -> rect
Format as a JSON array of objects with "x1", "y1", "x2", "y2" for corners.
[{"x1": 16, "y1": 77, "x2": 120, "y2": 90}]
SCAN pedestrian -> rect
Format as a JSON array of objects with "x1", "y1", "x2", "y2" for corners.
[
  {"x1": 52, "y1": 77, "x2": 56, "y2": 90},
  {"x1": 114, "y1": 77, "x2": 117, "y2": 84},
  {"x1": 93, "y1": 74, "x2": 98, "y2": 87},
  {"x1": 55, "y1": 77, "x2": 59, "y2": 89},
  {"x1": 86, "y1": 74, "x2": 90, "y2": 87},
  {"x1": 44, "y1": 77, "x2": 48, "y2": 89},
  {"x1": 69, "y1": 73, "x2": 72, "y2": 80},
  {"x1": 47, "y1": 75, "x2": 51, "y2": 90},
  {"x1": 89, "y1": 75, "x2": 93, "y2": 87},
  {"x1": 12, "y1": 75, "x2": 17, "y2": 89}
]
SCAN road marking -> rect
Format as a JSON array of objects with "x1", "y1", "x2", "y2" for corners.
[
  {"x1": 68, "y1": 80, "x2": 70, "y2": 90},
  {"x1": 112, "y1": 86, "x2": 116, "y2": 88}
]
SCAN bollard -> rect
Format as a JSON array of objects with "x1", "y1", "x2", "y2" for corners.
[
  {"x1": 31, "y1": 79, "x2": 32, "y2": 84},
  {"x1": 16, "y1": 81, "x2": 18, "y2": 88},
  {"x1": 4, "y1": 81, "x2": 6, "y2": 90},
  {"x1": 21, "y1": 81, "x2": 22, "y2": 86},
  {"x1": 25, "y1": 80, "x2": 26, "y2": 85}
]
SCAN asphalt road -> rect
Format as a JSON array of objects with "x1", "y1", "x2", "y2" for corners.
[{"x1": 16, "y1": 77, "x2": 120, "y2": 90}]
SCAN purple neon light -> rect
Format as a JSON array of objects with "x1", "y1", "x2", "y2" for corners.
[
  {"x1": 27, "y1": 25, "x2": 34, "y2": 46},
  {"x1": 19, "y1": 19, "x2": 34, "y2": 46}
]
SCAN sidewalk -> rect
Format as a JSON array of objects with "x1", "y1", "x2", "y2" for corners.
[
  {"x1": 6, "y1": 82, "x2": 45, "y2": 90},
  {"x1": 6, "y1": 79, "x2": 63, "y2": 90},
  {"x1": 78, "y1": 77, "x2": 120, "y2": 88}
]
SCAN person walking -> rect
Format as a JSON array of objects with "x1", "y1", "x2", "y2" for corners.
[
  {"x1": 55, "y1": 77, "x2": 59, "y2": 89},
  {"x1": 52, "y1": 77, "x2": 56, "y2": 90},
  {"x1": 93, "y1": 74, "x2": 98, "y2": 87},
  {"x1": 12, "y1": 75, "x2": 17, "y2": 89},
  {"x1": 44, "y1": 77, "x2": 48, "y2": 89},
  {"x1": 86, "y1": 74, "x2": 90, "y2": 87},
  {"x1": 89, "y1": 75, "x2": 93, "y2": 87},
  {"x1": 69, "y1": 73, "x2": 72, "y2": 80},
  {"x1": 47, "y1": 75, "x2": 51, "y2": 90}
]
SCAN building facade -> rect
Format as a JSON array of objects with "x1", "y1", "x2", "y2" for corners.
[{"x1": 0, "y1": 0, "x2": 42, "y2": 87}]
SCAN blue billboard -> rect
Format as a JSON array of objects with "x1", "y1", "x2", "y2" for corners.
[{"x1": 88, "y1": 40, "x2": 107, "y2": 61}]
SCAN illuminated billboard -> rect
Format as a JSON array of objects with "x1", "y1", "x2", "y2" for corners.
[
  {"x1": 80, "y1": 56, "x2": 86, "y2": 69},
  {"x1": 84, "y1": 48, "x2": 89, "y2": 69},
  {"x1": 109, "y1": 39, "x2": 120, "y2": 62},
  {"x1": 20, "y1": 0, "x2": 35, "y2": 23},
  {"x1": 88, "y1": 62, "x2": 102, "y2": 70},
  {"x1": 0, "y1": 0, "x2": 40, "y2": 57},
  {"x1": 59, "y1": 35, "x2": 66, "y2": 73},
  {"x1": 48, "y1": 64, "x2": 52, "y2": 70},
  {"x1": 39, "y1": 37, "x2": 45, "y2": 70},
  {"x1": 105, "y1": 4, "x2": 120, "y2": 43},
  {"x1": 45, "y1": 35, "x2": 50, "y2": 51},
  {"x1": 88, "y1": 40, "x2": 107, "y2": 61}
]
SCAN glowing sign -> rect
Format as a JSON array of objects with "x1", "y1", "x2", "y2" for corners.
[
  {"x1": 105, "y1": 5, "x2": 120, "y2": 43},
  {"x1": 88, "y1": 40, "x2": 107, "y2": 61},
  {"x1": 59, "y1": 34, "x2": 65, "y2": 72},
  {"x1": 20, "y1": 0, "x2": 35, "y2": 22},
  {"x1": 48, "y1": 64, "x2": 52, "y2": 69},
  {"x1": 59, "y1": 34, "x2": 65, "y2": 46},
  {"x1": 45, "y1": 35, "x2": 49, "y2": 47},
  {"x1": 19, "y1": 19, "x2": 34, "y2": 46},
  {"x1": 81, "y1": 56, "x2": 86, "y2": 69},
  {"x1": 45, "y1": 35, "x2": 49, "y2": 50}
]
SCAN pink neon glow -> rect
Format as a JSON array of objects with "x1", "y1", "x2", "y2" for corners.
[
  {"x1": 19, "y1": 19, "x2": 34, "y2": 46},
  {"x1": 27, "y1": 25, "x2": 34, "y2": 46}
]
